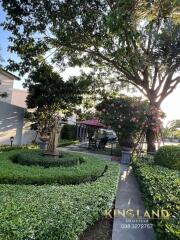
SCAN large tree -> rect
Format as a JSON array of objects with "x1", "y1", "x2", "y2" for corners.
[
  {"x1": 25, "y1": 63, "x2": 91, "y2": 152},
  {"x1": 2, "y1": 0, "x2": 180, "y2": 152}
]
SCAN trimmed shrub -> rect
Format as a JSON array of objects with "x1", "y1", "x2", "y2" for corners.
[
  {"x1": 133, "y1": 159, "x2": 180, "y2": 240},
  {"x1": 154, "y1": 145, "x2": 180, "y2": 170},
  {"x1": 0, "y1": 150, "x2": 108, "y2": 185},
  {"x1": 0, "y1": 144, "x2": 38, "y2": 152},
  {"x1": 11, "y1": 151, "x2": 84, "y2": 168},
  {"x1": 0, "y1": 159, "x2": 119, "y2": 240},
  {"x1": 61, "y1": 124, "x2": 77, "y2": 140}
]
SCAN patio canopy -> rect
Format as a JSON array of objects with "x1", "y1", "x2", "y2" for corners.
[{"x1": 78, "y1": 119, "x2": 106, "y2": 128}]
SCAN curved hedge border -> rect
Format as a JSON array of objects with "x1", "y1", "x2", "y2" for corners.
[
  {"x1": 154, "y1": 145, "x2": 180, "y2": 171},
  {"x1": 0, "y1": 150, "x2": 108, "y2": 185},
  {"x1": 133, "y1": 159, "x2": 180, "y2": 240},
  {"x1": 11, "y1": 151, "x2": 84, "y2": 168},
  {"x1": 0, "y1": 157, "x2": 120, "y2": 240}
]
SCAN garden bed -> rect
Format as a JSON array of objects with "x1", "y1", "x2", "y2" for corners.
[
  {"x1": 132, "y1": 159, "x2": 180, "y2": 240},
  {"x1": 11, "y1": 150, "x2": 84, "y2": 167},
  {"x1": 0, "y1": 151, "x2": 120, "y2": 240},
  {"x1": 0, "y1": 150, "x2": 108, "y2": 185}
]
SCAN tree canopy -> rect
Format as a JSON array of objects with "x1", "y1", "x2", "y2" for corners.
[
  {"x1": 2, "y1": 0, "x2": 180, "y2": 106},
  {"x1": 1, "y1": 0, "x2": 180, "y2": 151},
  {"x1": 25, "y1": 63, "x2": 92, "y2": 133}
]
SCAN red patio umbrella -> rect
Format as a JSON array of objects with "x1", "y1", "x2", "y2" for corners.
[{"x1": 78, "y1": 119, "x2": 106, "y2": 128}]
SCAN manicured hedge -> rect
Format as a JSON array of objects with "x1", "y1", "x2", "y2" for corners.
[
  {"x1": 0, "y1": 144, "x2": 38, "y2": 152},
  {"x1": 133, "y1": 159, "x2": 180, "y2": 240},
  {"x1": 12, "y1": 151, "x2": 84, "y2": 168},
  {"x1": 0, "y1": 150, "x2": 108, "y2": 185},
  {"x1": 61, "y1": 124, "x2": 77, "y2": 140},
  {"x1": 154, "y1": 145, "x2": 180, "y2": 170},
  {"x1": 0, "y1": 161, "x2": 119, "y2": 240}
]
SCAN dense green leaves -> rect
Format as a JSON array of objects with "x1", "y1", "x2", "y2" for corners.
[
  {"x1": 0, "y1": 150, "x2": 108, "y2": 185},
  {"x1": 25, "y1": 63, "x2": 92, "y2": 133},
  {"x1": 154, "y1": 145, "x2": 180, "y2": 170},
  {"x1": 11, "y1": 151, "x2": 84, "y2": 168},
  {"x1": 96, "y1": 95, "x2": 148, "y2": 144},
  {"x1": 0, "y1": 154, "x2": 119, "y2": 240},
  {"x1": 133, "y1": 159, "x2": 180, "y2": 239}
]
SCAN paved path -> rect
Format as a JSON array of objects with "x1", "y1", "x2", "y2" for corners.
[
  {"x1": 59, "y1": 145, "x2": 156, "y2": 240},
  {"x1": 58, "y1": 144, "x2": 112, "y2": 161},
  {"x1": 112, "y1": 164, "x2": 156, "y2": 240}
]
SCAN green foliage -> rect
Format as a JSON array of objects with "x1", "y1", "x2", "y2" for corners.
[
  {"x1": 61, "y1": 124, "x2": 77, "y2": 140},
  {"x1": 0, "y1": 157, "x2": 119, "y2": 240},
  {"x1": 0, "y1": 150, "x2": 108, "y2": 185},
  {"x1": 0, "y1": 144, "x2": 38, "y2": 153},
  {"x1": 96, "y1": 95, "x2": 148, "y2": 145},
  {"x1": 154, "y1": 145, "x2": 180, "y2": 170},
  {"x1": 24, "y1": 63, "x2": 92, "y2": 136},
  {"x1": 2, "y1": 1, "x2": 180, "y2": 112},
  {"x1": 133, "y1": 159, "x2": 180, "y2": 240},
  {"x1": 11, "y1": 151, "x2": 84, "y2": 168},
  {"x1": 58, "y1": 139, "x2": 79, "y2": 147}
]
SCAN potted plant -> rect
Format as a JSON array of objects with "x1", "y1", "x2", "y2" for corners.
[{"x1": 38, "y1": 131, "x2": 49, "y2": 150}]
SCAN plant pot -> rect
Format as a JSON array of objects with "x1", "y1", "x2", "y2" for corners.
[
  {"x1": 122, "y1": 146, "x2": 133, "y2": 152},
  {"x1": 121, "y1": 150, "x2": 132, "y2": 164},
  {"x1": 39, "y1": 141, "x2": 48, "y2": 150}
]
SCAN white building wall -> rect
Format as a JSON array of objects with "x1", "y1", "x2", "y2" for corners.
[
  {"x1": 0, "y1": 101, "x2": 24, "y2": 145},
  {"x1": 0, "y1": 72, "x2": 14, "y2": 103}
]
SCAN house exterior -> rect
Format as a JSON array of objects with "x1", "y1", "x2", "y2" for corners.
[
  {"x1": 0, "y1": 68, "x2": 36, "y2": 145},
  {"x1": 0, "y1": 68, "x2": 20, "y2": 103}
]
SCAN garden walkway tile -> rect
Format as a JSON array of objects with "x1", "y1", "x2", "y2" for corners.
[{"x1": 112, "y1": 164, "x2": 156, "y2": 240}]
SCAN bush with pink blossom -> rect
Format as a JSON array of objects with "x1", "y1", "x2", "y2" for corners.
[{"x1": 96, "y1": 95, "x2": 149, "y2": 146}]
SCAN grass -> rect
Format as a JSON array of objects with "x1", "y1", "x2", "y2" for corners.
[
  {"x1": 58, "y1": 139, "x2": 79, "y2": 147},
  {"x1": 0, "y1": 150, "x2": 108, "y2": 185}
]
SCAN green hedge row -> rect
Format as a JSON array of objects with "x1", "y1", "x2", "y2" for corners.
[
  {"x1": 154, "y1": 145, "x2": 180, "y2": 171},
  {"x1": 0, "y1": 150, "x2": 108, "y2": 185},
  {"x1": 61, "y1": 124, "x2": 77, "y2": 140},
  {"x1": 0, "y1": 144, "x2": 38, "y2": 152},
  {"x1": 133, "y1": 159, "x2": 180, "y2": 240},
  {"x1": 0, "y1": 162, "x2": 119, "y2": 240},
  {"x1": 11, "y1": 151, "x2": 84, "y2": 168}
]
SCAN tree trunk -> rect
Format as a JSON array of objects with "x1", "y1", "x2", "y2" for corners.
[
  {"x1": 145, "y1": 99, "x2": 160, "y2": 154},
  {"x1": 146, "y1": 128, "x2": 156, "y2": 154}
]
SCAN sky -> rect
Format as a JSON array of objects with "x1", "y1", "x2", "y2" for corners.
[{"x1": 0, "y1": 4, "x2": 180, "y2": 125}]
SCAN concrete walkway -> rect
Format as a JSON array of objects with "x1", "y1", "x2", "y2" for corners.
[
  {"x1": 59, "y1": 145, "x2": 156, "y2": 240},
  {"x1": 112, "y1": 164, "x2": 156, "y2": 240},
  {"x1": 58, "y1": 144, "x2": 112, "y2": 161}
]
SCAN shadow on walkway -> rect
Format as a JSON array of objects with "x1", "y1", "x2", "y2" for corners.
[{"x1": 112, "y1": 164, "x2": 156, "y2": 240}]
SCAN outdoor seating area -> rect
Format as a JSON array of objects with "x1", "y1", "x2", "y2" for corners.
[{"x1": 76, "y1": 118, "x2": 117, "y2": 151}]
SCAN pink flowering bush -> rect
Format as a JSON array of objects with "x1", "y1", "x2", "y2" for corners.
[{"x1": 96, "y1": 95, "x2": 149, "y2": 146}]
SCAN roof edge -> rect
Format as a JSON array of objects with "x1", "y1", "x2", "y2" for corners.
[{"x1": 0, "y1": 68, "x2": 20, "y2": 80}]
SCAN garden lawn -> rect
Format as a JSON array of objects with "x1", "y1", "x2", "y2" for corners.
[
  {"x1": 58, "y1": 139, "x2": 79, "y2": 147},
  {"x1": 0, "y1": 150, "x2": 108, "y2": 185},
  {"x1": 133, "y1": 159, "x2": 180, "y2": 240},
  {"x1": 0, "y1": 152, "x2": 119, "y2": 240}
]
